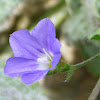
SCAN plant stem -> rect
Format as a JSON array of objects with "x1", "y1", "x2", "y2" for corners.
[
  {"x1": 47, "y1": 52, "x2": 100, "y2": 76},
  {"x1": 88, "y1": 77, "x2": 100, "y2": 100},
  {"x1": 72, "y1": 53, "x2": 100, "y2": 70}
]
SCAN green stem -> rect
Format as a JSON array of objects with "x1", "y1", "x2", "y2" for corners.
[
  {"x1": 47, "y1": 52, "x2": 100, "y2": 76},
  {"x1": 72, "y1": 52, "x2": 100, "y2": 70}
]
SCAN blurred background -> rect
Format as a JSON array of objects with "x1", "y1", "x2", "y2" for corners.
[{"x1": 0, "y1": 0, "x2": 100, "y2": 100}]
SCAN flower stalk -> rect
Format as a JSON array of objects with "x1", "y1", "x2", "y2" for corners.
[
  {"x1": 47, "y1": 52, "x2": 100, "y2": 76},
  {"x1": 72, "y1": 52, "x2": 100, "y2": 70}
]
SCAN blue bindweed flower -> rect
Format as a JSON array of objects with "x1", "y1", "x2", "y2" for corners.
[{"x1": 4, "y1": 18, "x2": 61, "y2": 84}]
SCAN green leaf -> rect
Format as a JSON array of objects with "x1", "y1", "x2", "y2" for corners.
[
  {"x1": 91, "y1": 34, "x2": 100, "y2": 40},
  {"x1": 89, "y1": 28, "x2": 100, "y2": 40},
  {"x1": 65, "y1": 66, "x2": 75, "y2": 82}
]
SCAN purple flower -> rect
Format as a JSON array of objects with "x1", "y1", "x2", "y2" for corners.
[{"x1": 4, "y1": 18, "x2": 61, "y2": 84}]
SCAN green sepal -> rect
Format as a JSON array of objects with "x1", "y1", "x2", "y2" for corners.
[
  {"x1": 60, "y1": 63, "x2": 70, "y2": 72},
  {"x1": 65, "y1": 66, "x2": 75, "y2": 82},
  {"x1": 47, "y1": 62, "x2": 61, "y2": 75}
]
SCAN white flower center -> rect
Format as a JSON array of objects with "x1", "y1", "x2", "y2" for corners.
[{"x1": 37, "y1": 48, "x2": 53, "y2": 70}]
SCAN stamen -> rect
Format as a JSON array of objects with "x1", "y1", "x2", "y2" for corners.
[
  {"x1": 37, "y1": 48, "x2": 53, "y2": 70},
  {"x1": 37, "y1": 57, "x2": 50, "y2": 64},
  {"x1": 43, "y1": 48, "x2": 52, "y2": 61}
]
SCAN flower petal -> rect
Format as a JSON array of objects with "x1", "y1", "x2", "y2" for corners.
[
  {"x1": 10, "y1": 29, "x2": 43, "y2": 59},
  {"x1": 21, "y1": 70, "x2": 48, "y2": 84},
  {"x1": 50, "y1": 38, "x2": 61, "y2": 69},
  {"x1": 32, "y1": 18, "x2": 56, "y2": 51},
  {"x1": 51, "y1": 38, "x2": 61, "y2": 54},
  {"x1": 4, "y1": 57, "x2": 44, "y2": 77},
  {"x1": 7, "y1": 73, "x2": 23, "y2": 78}
]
